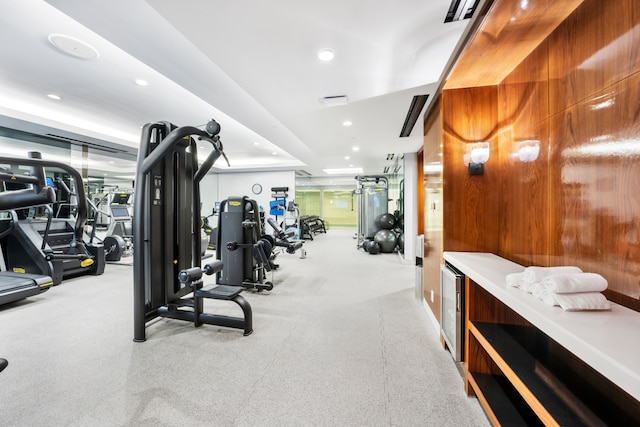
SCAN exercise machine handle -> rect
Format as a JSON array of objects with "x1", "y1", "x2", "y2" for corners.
[
  {"x1": 266, "y1": 217, "x2": 288, "y2": 240},
  {"x1": 0, "y1": 187, "x2": 55, "y2": 210}
]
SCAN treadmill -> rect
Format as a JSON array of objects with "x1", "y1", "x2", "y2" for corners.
[{"x1": 0, "y1": 154, "x2": 58, "y2": 305}]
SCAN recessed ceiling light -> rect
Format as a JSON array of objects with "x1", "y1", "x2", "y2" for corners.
[
  {"x1": 135, "y1": 79, "x2": 149, "y2": 86},
  {"x1": 317, "y1": 48, "x2": 335, "y2": 61},
  {"x1": 253, "y1": 142, "x2": 260, "y2": 146},
  {"x1": 323, "y1": 167, "x2": 363, "y2": 175},
  {"x1": 342, "y1": 120, "x2": 352, "y2": 126},
  {"x1": 272, "y1": 152, "x2": 277, "y2": 155},
  {"x1": 352, "y1": 146, "x2": 359, "y2": 151},
  {"x1": 344, "y1": 156, "x2": 350, "y2": 160},
  {"x1": 47, "y1": 94, "x2": 62, "y2": 100}
]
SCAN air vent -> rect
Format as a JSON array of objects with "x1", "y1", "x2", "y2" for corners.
[
  {"x1": 322, "y1": 95, "x2": 348, "y2": 107},
  {"x1": 400, "y1": 95, "x2": 429, "y2": 137},
  {"x1": 45, "y1": 133, "x2": 132, "y2": 155},
  {"x1": 444, "y1": 0, "x2": 480, "y2": 23},
  {"x1": 295, "y1": 170, "x2": 312, "y2": 177}
]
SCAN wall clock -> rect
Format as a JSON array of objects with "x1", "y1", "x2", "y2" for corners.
[{"x1": 252, "y1": 183, "x2": 262, "y2": 195}]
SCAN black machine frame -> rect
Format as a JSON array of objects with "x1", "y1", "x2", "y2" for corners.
[
  {"x1": 0, "y1": 152, "x2": 105, "y2": 289},
  {"x1": 216, "y1": 196, "x2": 274, "y2": 291},
  {"x1": 133, "y1": 120, "x2": 252, "y2": 342},
  {"x1": 215, "y1": 196, "x2": 304, "y2": 291}
]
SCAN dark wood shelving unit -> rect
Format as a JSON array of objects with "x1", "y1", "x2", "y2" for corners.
[
  {"x1": 469, "y1": 322, "x2": 598, "y2": 426},
  {"x1": 463, "y1": 276, "x2": 640, "y2": 427}
]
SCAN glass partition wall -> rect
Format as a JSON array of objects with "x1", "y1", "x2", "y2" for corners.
[
  {"x1": 294, "y1": 154, "x2": 405, "y2": 231},
  {"x1": 0, "y1": 127, "x2": 137, "y2": 226},
  {"x1": 1, "y1": 126, "x2": 408, "y2": 235}
]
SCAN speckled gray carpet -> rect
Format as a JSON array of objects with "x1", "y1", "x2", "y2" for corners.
[{"x1": 0, "y1": 230, "x2": 488, "y2": 426}]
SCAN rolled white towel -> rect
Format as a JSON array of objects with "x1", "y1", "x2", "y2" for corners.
[
  {"x1": 542, "y1": 292, "x2": 611, "y2": 311},
  {"x1": 506, "y1": 272, "x2": 525, "y2": 287},
  {"x1": 541, "y1": 272, "x2": 608, "y2": 294},
  {"x1": 530, "y1": 282, "x2": 545, "y2": 299},
  {"x1": 519, "y1": 281, "x2": 534, "y2": 293},
  {"x1": 522, "y1": 266, "x2": 583, "y2": 284}
]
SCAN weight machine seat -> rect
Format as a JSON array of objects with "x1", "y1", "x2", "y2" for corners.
[
  {"x1": 193, "y1": 284, "x2": 252, "y2": 336},
  {"x1": 195, "y1": 285, "x2": 243, "y2": 300}
]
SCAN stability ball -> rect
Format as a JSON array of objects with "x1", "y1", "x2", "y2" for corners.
[
  {"x1": 397, "y1": 233, "x2": 405, "y2": 253},
  {"x1": 376, "y1": 213, "x2": 396, "y2": 230},
  {"x1": 368, "y1": 241, "x2": 381, "y2": 254},
  {"x1": 374, "y1": 229, "x2": 397, "y2": 253}
]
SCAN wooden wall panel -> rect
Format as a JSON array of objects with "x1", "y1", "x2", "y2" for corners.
[
  {"x1": 416, "y1": 148, "x2": 424, "y2": 236},
  {"x1": 442, "y1": 86, "x2": 500, "y2": 253},
  {"x1": 430, "y1": 0, "x2": 640, "y2": 312},
  {"x1": 548, "y1": 0, "x2": 640, "y2": 115},
  {"x1": 497, "y1": 119, "x2": 549, "y2": 267},
  {"x1": 446, "y1": 0, "x2": 584, "y2": 89},
  {"x1": 497, "y1": 40, "x2": 550, "y2": 267},
  {"x1": 498, "y1": 42, "x2": 549, "y2": 132},
  {"x1": 549, "y1": 71, "x2": 640, "y2": 310},
  {"x1": 423, "y1": 96, "x2": 443, "y2": 319}
]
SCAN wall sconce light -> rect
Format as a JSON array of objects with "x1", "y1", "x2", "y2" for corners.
[
  {"x1": 517, "y1": 140, "x2": 540, "y2": 162},
  {"x1": 464, "y1": 142, "x2": 490, "y2": 175}
]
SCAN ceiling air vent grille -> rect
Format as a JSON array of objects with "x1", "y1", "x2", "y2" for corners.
[
  {"x1": 444, "y1": 0, "x2": 480, "y2": 23},
  {"x1": 322, "y1": 95, "x2": 348, "y2": 107},
  {"x1": 400, "y1": 95, "x2": 429, "y2": 137}
]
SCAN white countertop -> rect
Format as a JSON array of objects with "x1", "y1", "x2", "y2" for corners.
[{"x1": 443, "y1": 251, "x2": 640, "y2": 402}]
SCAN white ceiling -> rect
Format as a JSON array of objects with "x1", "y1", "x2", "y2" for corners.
[{"x1": 0, "y1": 0, "x2": 474, "y2": 183}]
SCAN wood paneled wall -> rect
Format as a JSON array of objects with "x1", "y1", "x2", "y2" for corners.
[
  {"x1": 497, "y1": 41, "x2": 550, "y2": 268},
  {"x1": 434, "y1": 0, "x2": 640, "y2": 311},
  {"x1": 422, "y1": 96, "x2": 443, "y2": 317},
  {"x1": 441, "y1": 86, "x2": 500, "y2": 254}
]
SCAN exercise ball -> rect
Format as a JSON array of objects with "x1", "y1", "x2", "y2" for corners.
[
  {"x1": 368, "y1": 241, "x2": 381, "y2": 254},
  {"x1": 374, "y1": 229, "x2": 397, "y2": 253},
  {"x1": 376, "y1": 213, "x2": 396, "y2": 230},
  {"x1": 397, "y1": 233, "x2": 405, "y2": 253},
  {"x1": 363, "y1": 239, "x2": 376, "y2": 252}
]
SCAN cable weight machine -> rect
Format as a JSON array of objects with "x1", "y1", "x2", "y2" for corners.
[{"x1": 133, "y1": 119, "x2": 252, "y2": 342}]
